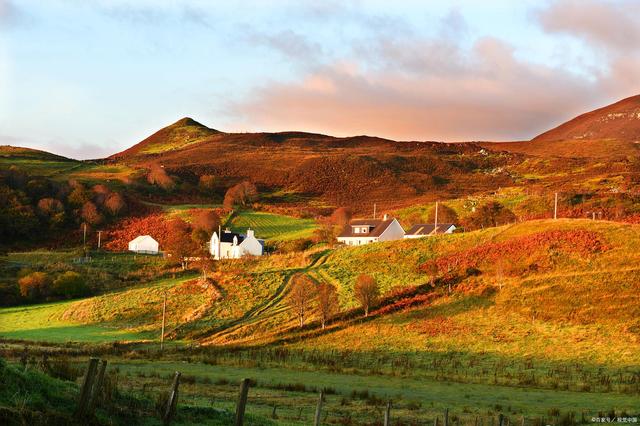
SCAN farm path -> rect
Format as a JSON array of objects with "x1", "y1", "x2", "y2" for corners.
[{"x1": 201, "y1": 249, "x2": 333, "y2": 343}]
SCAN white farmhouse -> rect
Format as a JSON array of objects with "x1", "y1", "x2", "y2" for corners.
[
  {"x1": 210, "y1": 228, "x2": 264, "y2": 260},
  {"x1": 404, "y1": 223, "x2": 456, "y2": 239},
  {"x1": 128, "y1": 235, "x2": 160, "y2": 254},
  {"x1": 337, "y1": 214, "x2": 405, "y2": 246}
]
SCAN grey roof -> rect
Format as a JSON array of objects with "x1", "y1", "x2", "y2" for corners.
[
  {"x1": 405, "y1": 223, "x2": 455, "y2": 235},
  {"x1": 338, "y1": 218, "x2": 395, "y2": 238}
]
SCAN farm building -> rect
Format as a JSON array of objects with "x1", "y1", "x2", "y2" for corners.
[
  {"x1": 128, "y1": 235, "x2": 160, "y2": 254},
  {"x1": 210, "y1": 228, "x2": 264, "y2": 260},
  {"x1": 337, "y1": 215, "x2": 405, "y2": 246},
  {"x1": 404, "y1": 223, "x2": 456, "y2": 238}
]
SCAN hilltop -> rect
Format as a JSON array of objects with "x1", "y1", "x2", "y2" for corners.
[
  {"x1": 532, "y1": 94, "x2": 640, "y2": 143},
  {"x1": 110, "y1": 117, "x2": 222, "y2": 159},
  {"x1": 483, "y1": 95, "x2": 640, "y2": 158}
]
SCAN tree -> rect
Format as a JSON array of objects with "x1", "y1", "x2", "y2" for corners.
[
  {"x1": 426, "y1": 203, "x2": 458, "y2": 225},
  {"x1": 198, "y1": 175, "x2": 216, "y2": 195},
  {"x1": 67, "y1": 185, "x2": 90, "y2": 208},
  {"x1": 147, "y1": 164, "x2": 175, "y2": 190},
  {"x1": 193, "y1": 210, "x2": 220, "y2": 234},
  {"x1": 104, "y1": 193, "x2": 127, "y2": 216},
  {"x1": 289, "y1": 274, "x2": 315, "y2": 327},
  {"x1": 316, "y1": 282, "x2": 339, "y2": 329},
  {"x1": 424, "y1": 261, "x2": 439, "y2": 287},
  {"x1": 354, "y1": 274, "x2": 379, "y2": 317},
  {"x1": 465, "y1": 201, "x2": 516, "y2": 230},
  {"x1": 52, "y1": 271, "x2": 88, "y2": 298},
  {"x1": 164, "y1": 219, "x2": 196, "y2": 270},
  {"x1": 37, "y1": 198, "x2": 64, "y2": 215},
  {"x1": 223, "y1": 181, "x2": 258, "y2": 210},
  {"x1": 81, "y1": 201, "x2": 103, "y2": 225},
  {"x1": 18, "y1": 272, "x2": 50, "y2": 300},
  {"x1": 329, "y1": 207, "x2": 352, "y2": 227}
]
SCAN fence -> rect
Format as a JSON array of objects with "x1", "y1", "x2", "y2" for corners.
[{"x1": 73, "y1": 357, "x2": 572, "y2": 426}]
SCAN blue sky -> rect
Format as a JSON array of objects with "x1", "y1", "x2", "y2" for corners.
[{"x1": 1, "y1": 0, "x2": 639, "y2": 158}]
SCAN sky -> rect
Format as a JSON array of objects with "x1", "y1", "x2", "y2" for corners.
[{"x1": 1, "y1": 0, "x2": 640, "y2": 159}]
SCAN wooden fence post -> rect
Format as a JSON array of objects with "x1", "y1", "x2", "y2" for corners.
[
  {"x1": 444, "y1": 408, "x2": 449, "y2": 426},
  {"x1": 87, "y1": 359, "x2": 108, "y2": 414},
  {"x1": 314, "y1": 390, "x2": 324, "y2": 426},
  {"x1": 163, "y1": 371, "x2": 181, "y2": 425},
  {"x1": 234, "y1": 378, "x2": 250, "y2": 426},
  {"x1": 76, "y1": 357, "x2": 99, "y2": 419},
  {"x1": 384, "y1": 400, "x2": 392, "y2": 426}
]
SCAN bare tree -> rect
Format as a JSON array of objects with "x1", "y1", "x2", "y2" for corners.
[
  {"x1": 316, "y1": 282, "x2": 339, "y2": 329},
  {"x1": 354, "y1": 274, "x2": 379, "y2": 317},
  {"x1": 289, "y1": 274, "x2": 315, "y2": 327},
  {"x1": 424, "y1": 261, "x2": 438, "y2": 287}
]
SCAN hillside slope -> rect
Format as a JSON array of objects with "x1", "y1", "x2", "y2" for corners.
[
  {"x1": 4, "y1": 220, "x2": 639, "y2": 369},
  {"x1": 533, "y1": 94, "x2": 640, "y2": 143},
  {"x1": 483, "y1": 95, "x2": 640, "y2": 158},
  {"x1": 110, "y1": 117, "x2": 222, "y2": 158}
]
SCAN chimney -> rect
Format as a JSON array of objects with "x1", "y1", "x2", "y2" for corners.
[
  {"x1": 383, "y1": 213, "x2": 388, "y2": 220},
  {"x1": 247, "y1": 228, "x2": 254, "y2": 238}
]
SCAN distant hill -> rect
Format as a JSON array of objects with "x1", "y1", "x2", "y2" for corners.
[
  {"x1": 110, "y1": 117, "x2": 222, "y2": 159},
  {"x1": 0, "y1": 145, "x2": 73, "y2": 162},
  {"x1": 532, "y1": 95, "x2": 640, "y2": 143},
  {"x1": 107, "y1": 118, "x2": 519, "y2": 211},
  {"x1": 483, "y1": 95, "x2": 640, "y2": 158}
]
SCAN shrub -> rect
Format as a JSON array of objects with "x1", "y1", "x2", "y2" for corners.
[
  {"x1": 18, "y1": 272, "x2": 51, "y2": 300},
  {"x1": 51, "y1": 271, "x2": 88, "y2": 298}
]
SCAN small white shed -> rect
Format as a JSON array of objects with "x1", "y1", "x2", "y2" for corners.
[{"x1": 128, "y1": 235, "x2": 159, "y2": 254}]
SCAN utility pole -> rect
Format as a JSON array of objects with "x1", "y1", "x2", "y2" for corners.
[
  {"x1": 554, "y1": 193, "x2": 558, "y2": 220},
  {"x1": 97, "y1": 231, "x2": 102, "y2": 250},
  {"x1": 434, "y1": 201, "x2": 439, "y2": 234},
  {"x1": 160, "y1": 292, "x2": 167, "y2": 351},
  {"x1": 217, "y1": 225, "x2": 222, "y2": 260},
  {"x1": 83, "y1": 223, "x2": 87, "y2": 257},
  {"x1": 373, "y1": 203, "x2": 377, "y2": 219}
]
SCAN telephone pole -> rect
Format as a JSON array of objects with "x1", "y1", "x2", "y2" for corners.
[
  {"x1": 83, "y1": 223, "x2": 87, "y2": 257},
  {"x1": 97, "y1": 231, "x2": 102, "y2": 250},
  {"x1": 554, "y1": 193, "x2": 558, "y2": 220},
  {"x1": 434, "y1": 201, "x2": 439, "y2": 234},
  {"x1": 373, "y1": 203, "x2": 377, "y2": 219},
  {"x1": 160, "y1": 292, "x2": 167, "y2": 351}
]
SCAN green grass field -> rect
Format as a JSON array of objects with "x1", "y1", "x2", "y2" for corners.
[
  {"x1": 0, "y1": 274, "x2": 199, "y2": 343},
  {"x1": 230, "y1": 211, "x2": 318, "y2": 241},
  {"x1": 1, "y1": 219, "x2": 640, "y2": 424}
]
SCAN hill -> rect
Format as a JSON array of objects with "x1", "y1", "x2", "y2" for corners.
[
  {"x1": 0, "y1": 145, "x2": 73, "y2": 162},
  {"x1": 483, "y1": 95, "x2": 640, "y2": 159},
  {"x1": 107, "y1": 118, "x2": 521, "y2": 212},
  {"x1": 532, "y1": 94, "x2": 640, "y2": 143},
  {"x1": 2, "y1": 219, "x2": 639, "y2": 423},
  {"x1": 110, "y1": 117, "x2": 222, "y2": 158},
  {"x1": 4, "y1": 219, "x2": 639, "y2": 367}
]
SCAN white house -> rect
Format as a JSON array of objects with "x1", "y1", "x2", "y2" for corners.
[
  {"x1": 210, "y1": 228, "x2": 264, "y2": 260},
  {"x1": 337, "y1": 214, "x2": 405, "y2": 246},
  {"x1": 403, "y1": 223, "x2": 456, "y2": 239},
  {"x1": 128, "y1": 235, "x2": 160, "y2": 254}
]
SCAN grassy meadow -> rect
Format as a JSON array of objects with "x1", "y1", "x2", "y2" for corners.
[
  {"x1": 1, "y1": 219, "x2": 639, "y2": 424},
  {"x1": 230, "y1": 211, "x2": 318, "y2": 241}
]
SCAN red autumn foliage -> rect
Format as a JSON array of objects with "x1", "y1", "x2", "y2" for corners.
[
  {"x1": 103, "y1": 214, "x2": 173, "y2": 251},
  {"x1": 420, "y1": 230, "x2": 609, "y2": 277}
]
